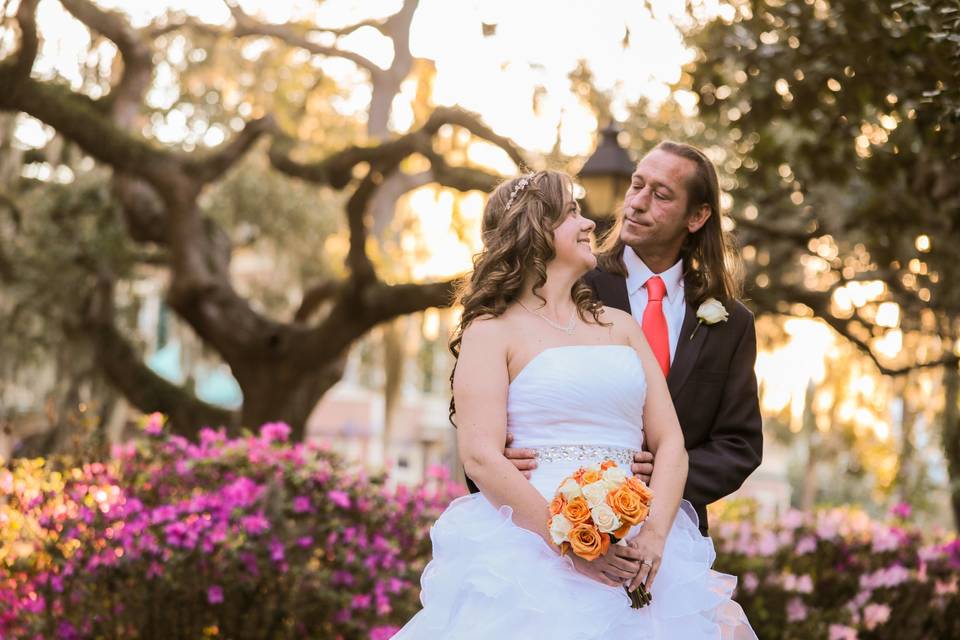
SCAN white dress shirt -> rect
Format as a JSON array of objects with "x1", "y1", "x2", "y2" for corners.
[{"x1": 623, "y1": 247, "x2": 687, "y2": 364}]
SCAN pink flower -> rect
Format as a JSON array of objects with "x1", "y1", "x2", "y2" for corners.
[
  {"x1": 828, "y1": 624, "x2": 858, "y2": 640},
  {"x1": 269, "y1": 539, "x2": 285, "y2": 563},
  {"x1": 241, "y1": 512, "x2": 270, "y2": 536},
  {"x1": 144, "y1": 413, "x2": 165, "y2": 435},
  {"x1": 207, "y1": 585, "x2": 224, "y2": 604},
  {"x1": 293, "y1": 496, "x2": 312, "y2": 513},
  {"x1": 742, "y1": 573, "x2": 758, "y2": 593},
  {"x1": 369, "y1": 625, "x2": 400, "y2": 640},
  {"x1": 426, "y1": 464, "x2": 450, "y2": 481},
  {"x1": 795, "y1": 535, "x2": 817, "y2": 555},
  {"x1": 328, "y1": 490, "x2": 351, "y2": 509},
  {"x1": 890, "y1": 502, "x2": 912, "y2": 519},
  {"x1": 786, "y1": 597, "x2": 807, "y2": 622},
  {"x1": 863, "y1": 603, "x2": 891, "y2": 630},
  {"x1": 259, "y1": 422, "x2": 292, "y2": 443}
]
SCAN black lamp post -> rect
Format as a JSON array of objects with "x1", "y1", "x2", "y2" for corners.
[{"x1": 577, "y1": 123, "x2": 635, "y2": 238}]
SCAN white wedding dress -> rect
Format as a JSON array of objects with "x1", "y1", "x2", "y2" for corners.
[{"x1": 395, "y1": 345, "x2": 756, "y2": 639}]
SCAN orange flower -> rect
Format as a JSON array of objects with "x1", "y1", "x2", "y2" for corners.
[
  {"x1": 562, "y1": 496, "x2": 591, "y2": 525},
  {"x1": 624, "y1": 477, "x2": 653, "y2": 505},
  {"x1": 600, "y1": 459, "x2": 617, "y2": 471},
  {"x1": 572, "y1": 468, "x2": 587, "y2": 485},
  {"x1": 549, "y1": 494, "x2": 566, "y2": 516},
  {"x1": 607, "y1": 485, "x2": 650, "y2": 526},
  {"x1": 568, "y1": 523, "x2": 610, "y2": 561},
  {"x1": 580, "y1": 469, "x2": 603, "y2": 485},
  {"x1": 612, "y1": 521, "x2": 632, "y2": 539}
]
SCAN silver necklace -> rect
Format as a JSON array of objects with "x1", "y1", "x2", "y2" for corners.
[{"x1": 517, "y1": 300, "x2": 577, "y2": 335}]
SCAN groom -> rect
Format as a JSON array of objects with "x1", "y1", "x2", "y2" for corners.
[{"x1": 500, "y1": 141, "x2": 763, "y2": 536}]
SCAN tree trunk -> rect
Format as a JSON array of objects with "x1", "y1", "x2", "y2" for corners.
[
  {"x1": 235, "y1": 357, "x2": 347, "y2": 440},
  {"x1": 799, "y1": 380, "x2": 818, "y2": 512},
  {"x1": 894, "y1": 377, "x2": 918, "y2": 503},
  {"x1": 942, "y1": 364, "x2": 960, "y2": 531}
]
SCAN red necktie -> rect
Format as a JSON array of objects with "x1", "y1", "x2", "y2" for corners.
[{"x1": 642, "y1": 276, "x2": 670, "y2": 377}]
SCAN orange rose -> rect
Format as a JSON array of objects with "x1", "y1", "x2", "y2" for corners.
[
  {"x1": 580, "y1": 469, "x2": 603, "y2": 485},
  {"x1": 549, "y1": 494, "x2": 566, "y2": 516},
  {"x1": 613, "y1": 521, "x2": 632, "y2": 539},
  {"x1": 572, "y1": 468, "x2": 587, "y2": 485},
  {"x1": 624, "y1": 477, "x2": 653, "y2": 505},
  {"x1": 562, "y1": 496, "x2": 591, "y2": 525},
  {"x1": 607, "y1": 485, "x2": 650, "y2": 526},
  {"x1": 568, "y1": 523, "x2": 610, "y2": 561},
  {"x1": 600, "y1": 459, "x2": 617, "y2": 471}
]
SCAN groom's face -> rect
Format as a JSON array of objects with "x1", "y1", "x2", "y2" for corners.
[{"x1": 618, "y1": 149, "x2": 700, "y2": 259}]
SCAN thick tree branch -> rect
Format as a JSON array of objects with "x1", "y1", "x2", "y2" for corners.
[
  {"x1": 185, "y1": 116, "x2": 277, "y2": 184},
  {"x1": 295, "y1": 280, "x2": 341, "y2": 322},
  {"x1": 370, "y1": 169, "x2": 433, "y2": 236},
  {"x1": 81, "y1": 268, "x2": 235, "y2": 434},
  {"x1": 299, "y1": 277, "x2": 459, "y2": 365},
  {"x1": 362, "y1": 278, "x2": 458, "y2": 322},
  {"x1": 58, "y1": 0, "x2": 153, "y2": 124},
  {"x1": 317, "y1": 18, "x2": 386, "y2": 38},
  {"x1": 423, "y1": 106, "x2": 527, "y2": 168},
  {"x1": 0, "y1": 77, "x2": 180, "y2": 190},
  {"x1": 2, "y1": 0, "x2": 39, "y2": 85},
  {"x1": 225, "y1": 1, "x2": 383, "y2": 74},
  {"x1": 270, "y1": 105, "x2": 523, "y2": 189},
  {"x1": 346, "y1": 173, "x2": 378, "y2": 282}
]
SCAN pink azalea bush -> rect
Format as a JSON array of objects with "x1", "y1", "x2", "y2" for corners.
[
  {"x1": 0, "y1": 416, "x2": 464, "y2": 639},
  {"x1": 712, "y1": 503, "x2": 960, "y2": 640},
  {"x1": 5, "y1": 416, "x2": 958, "y2": 640}
]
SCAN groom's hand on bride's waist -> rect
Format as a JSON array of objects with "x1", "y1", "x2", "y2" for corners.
[
  {"x1": 503, "y1": 432, "x2": 538, "y2": 480},
  {"x1": 632, "y1": 451, "x2": 654, "y2": 485}
]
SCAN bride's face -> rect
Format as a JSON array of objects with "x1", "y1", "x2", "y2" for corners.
[{"x1": 552, "y1": 189, "x2": 597, "y2": 273}]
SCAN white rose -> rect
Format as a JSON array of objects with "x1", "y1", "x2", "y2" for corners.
[
  {"x1": 558, "y1": 477, "x2": 582, "y2": 502},
  {"x1": 586, "y1": 463, "x2": 601, "y2": 473},
  {"x1": 548, "y1": 514, "x2": 573, "y2": 544},
  {"x1": 590, "y1": 503, "x2": 622, "y2": 534},
  {"x1": 581, "y1": 480, "x2": 609, "y2": 509},
  {"x1": 696, "y1": 298, "x2": 729, "y2": 324},
  {"x1": 601, "y1": 466, "x2": 628, "y2": 492}
]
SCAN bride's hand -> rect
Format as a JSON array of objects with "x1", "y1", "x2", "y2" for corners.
[
  {"x1": 626, "y1": 527, "x2": 666, "y2": 592},
  {"x1": 569, "y1": 546, "x2": 642, "y2": 587}
]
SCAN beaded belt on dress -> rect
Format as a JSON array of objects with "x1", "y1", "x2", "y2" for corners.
[{"x1": 532, "y1": 445, "x2": 639, "y2": 466}]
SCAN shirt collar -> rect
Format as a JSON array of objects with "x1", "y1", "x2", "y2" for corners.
[{"x1": 623, "y1": 247, "x2": 684, "y2": 301}]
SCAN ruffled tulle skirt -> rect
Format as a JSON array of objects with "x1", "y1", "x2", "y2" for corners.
[{"x1": 394, "y1": 494, "x2": 756, "y2": 639}]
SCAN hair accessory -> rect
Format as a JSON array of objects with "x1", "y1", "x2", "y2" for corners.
[{"x1": 505, "y1": 175, "x2": 531, "y2": 209}]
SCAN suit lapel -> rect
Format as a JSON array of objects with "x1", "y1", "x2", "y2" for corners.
[
  {"x1": 668, "y1": 301, "x2": 706, "y2": 397},
  {"x1": 594, "y1": 270, "x2": 631, "y2": 314}
]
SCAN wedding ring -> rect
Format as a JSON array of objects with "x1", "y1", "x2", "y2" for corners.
[{"x1": 640, "y1": 559, "x2": 652, "y2": 567}]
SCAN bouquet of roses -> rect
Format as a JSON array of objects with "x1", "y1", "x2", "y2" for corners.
[{"x1": 547, "y1": 459, "x2": 654, "y2": 608}]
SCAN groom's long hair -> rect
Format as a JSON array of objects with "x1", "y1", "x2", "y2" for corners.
[
  {"x1": 596, "y1": 141, "x2": 744, "y2": 306},
  {"x1": 447, "y1": 170, "x2": 605, "y2": 425}
]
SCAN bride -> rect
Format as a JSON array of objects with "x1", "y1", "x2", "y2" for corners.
[{"x1": 394, "y1": 170, "x2": 756, "y2": 639}]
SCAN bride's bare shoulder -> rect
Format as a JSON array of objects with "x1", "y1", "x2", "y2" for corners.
[
  {"x1": 460, "y1": 314, "x2": 510, "y2": 351},
  {"x1": 598, "y1": 306, "x2": 643, "y2": 344}
]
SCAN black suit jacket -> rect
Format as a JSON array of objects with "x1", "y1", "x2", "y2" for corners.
[
  {"x1": 585, "y1": 267, "x2": 763, "y2": 535},
  {"x1": 464, "y1": 268, "x2": 763, "y2": 536}
]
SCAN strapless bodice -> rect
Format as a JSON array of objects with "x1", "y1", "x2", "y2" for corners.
[{"x1": 506, "y1": 344, "x2": 646, "y2": 497}]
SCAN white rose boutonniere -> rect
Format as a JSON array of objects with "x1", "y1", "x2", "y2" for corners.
[{"x1": 690, "y1": 298, "x2": 729, "y2": 340}]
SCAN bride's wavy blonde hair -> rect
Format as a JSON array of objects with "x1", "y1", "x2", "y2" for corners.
[{"x1": 448, "y1": 170, "x2": 606, "y2": 424}]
